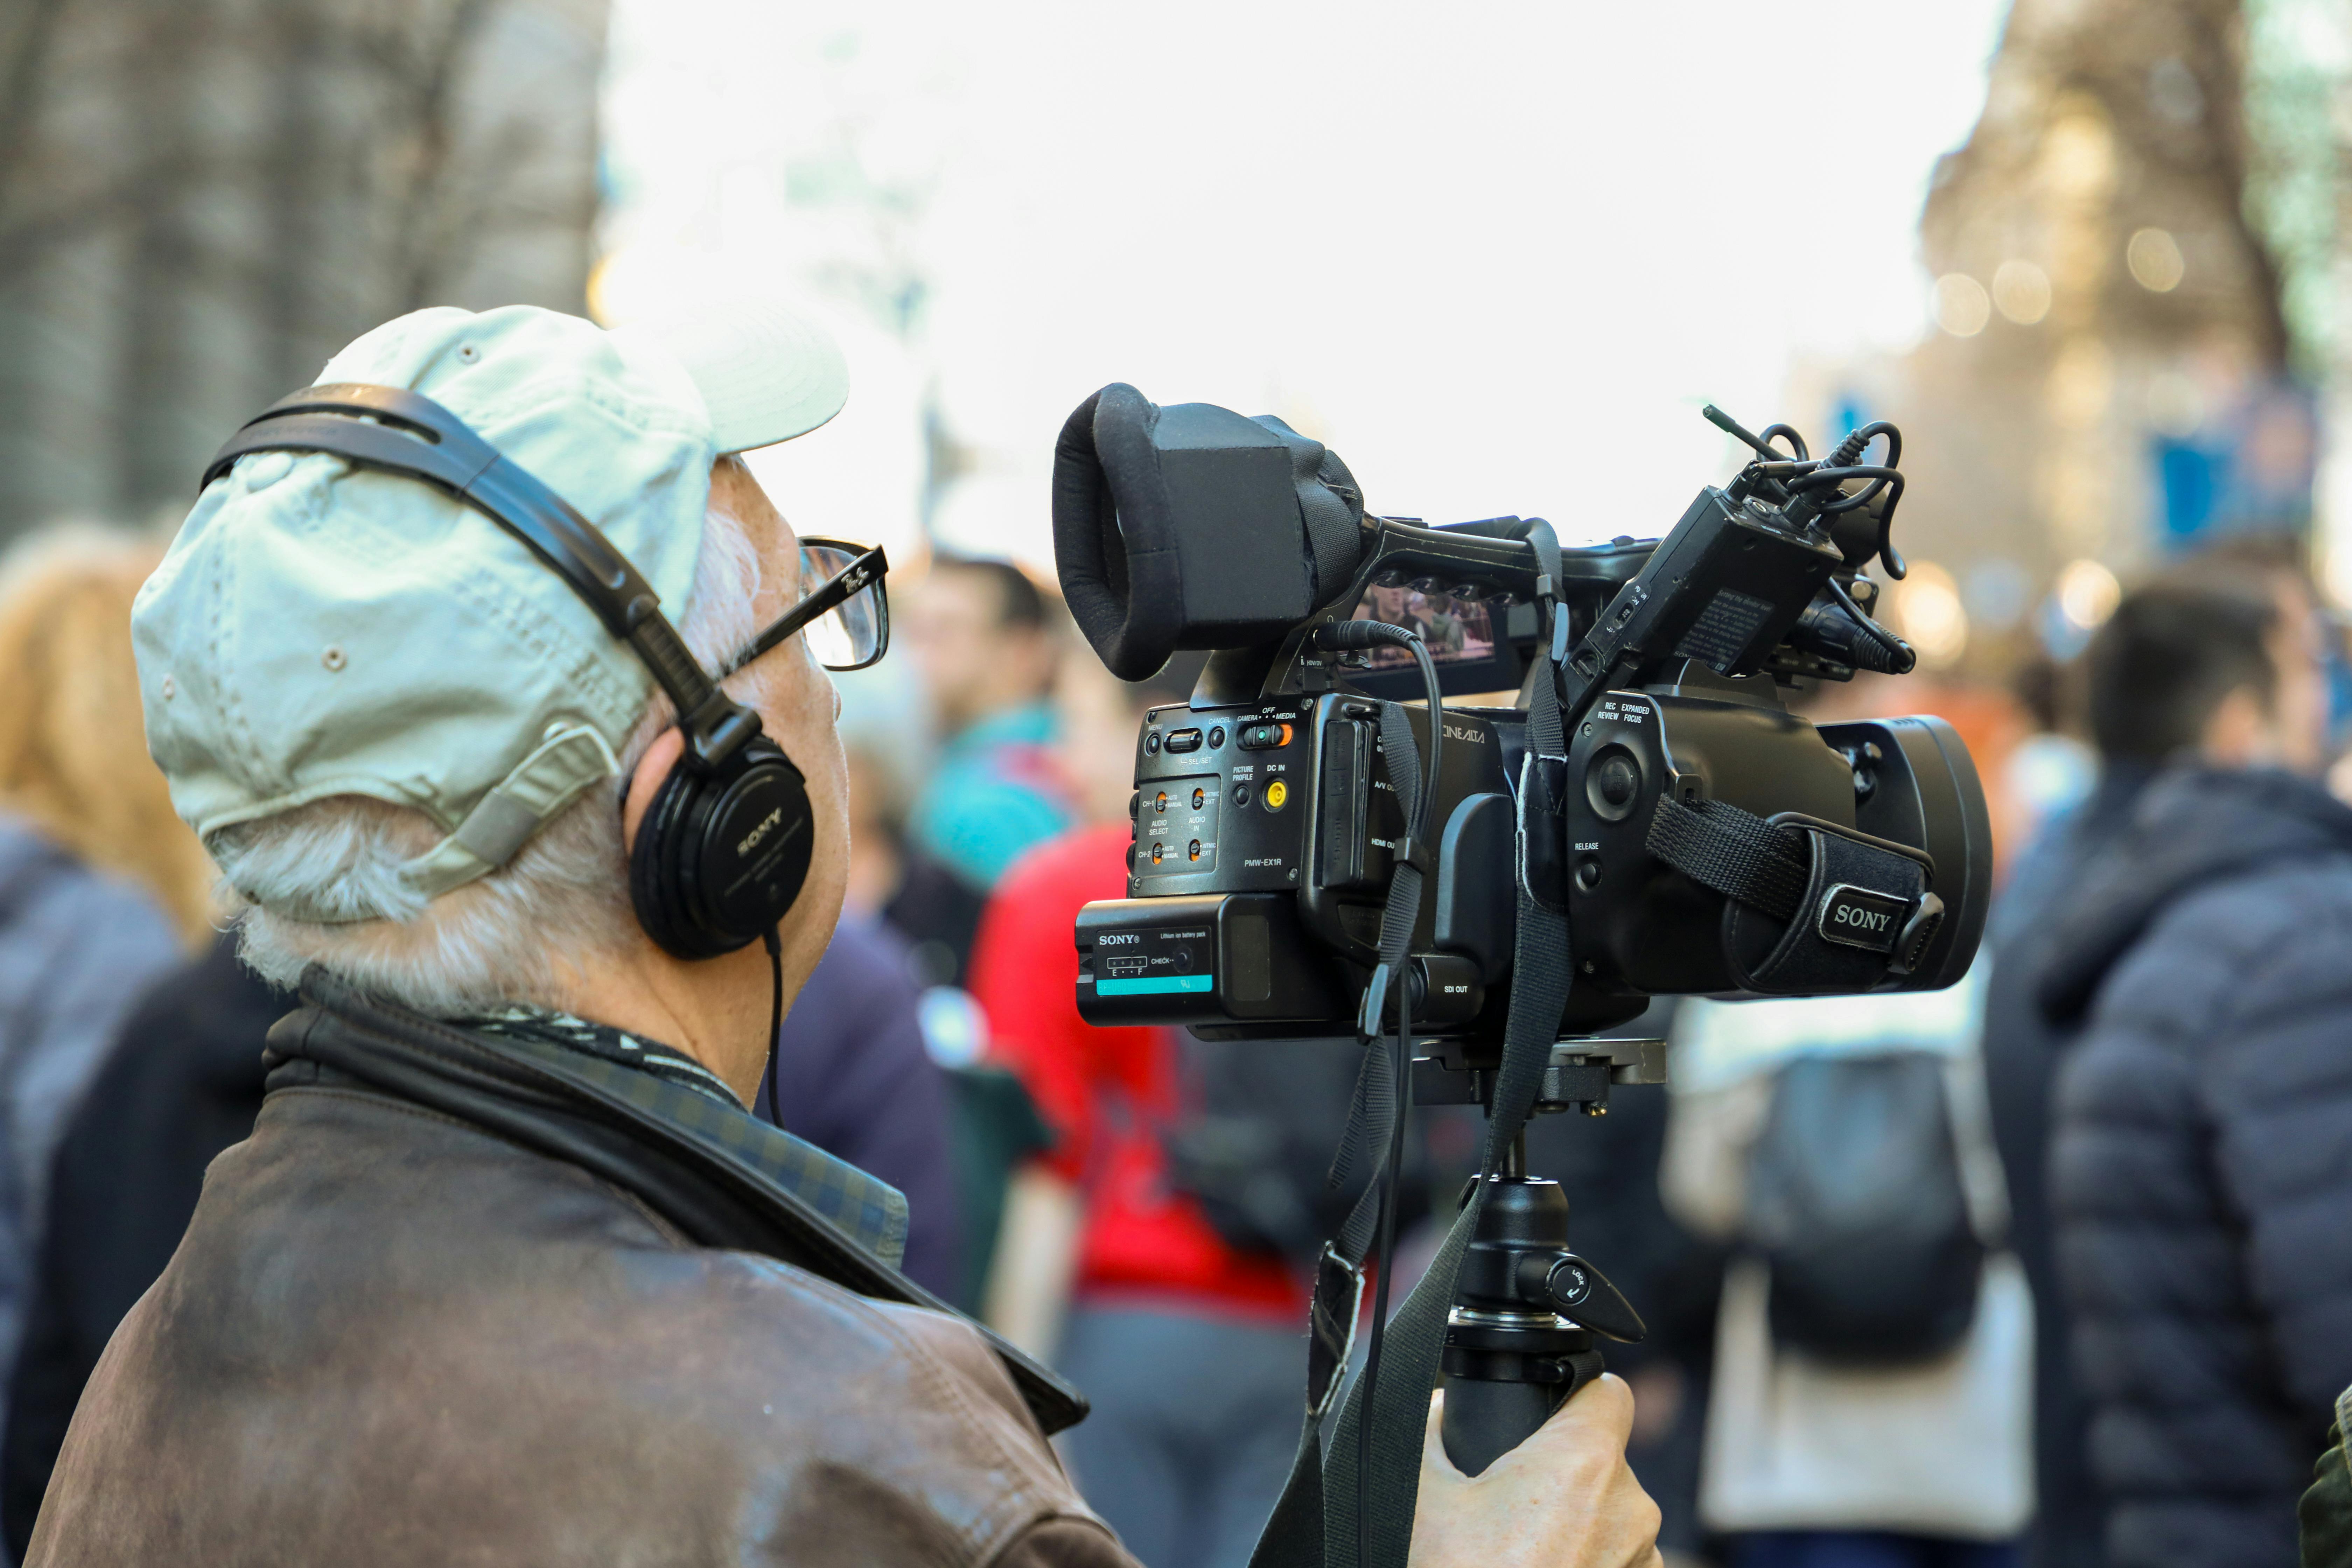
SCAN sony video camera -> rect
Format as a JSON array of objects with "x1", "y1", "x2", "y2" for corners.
[{"x1": 1049, "y1": 383, "x2": 1990, "y2": 1044}]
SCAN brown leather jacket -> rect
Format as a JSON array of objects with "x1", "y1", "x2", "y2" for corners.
[{"x1": 28, "y1": 984, "x2": 1129, "y2": 1566}]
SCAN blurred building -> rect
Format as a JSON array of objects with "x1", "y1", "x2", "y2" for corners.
[
  {"x1": 1792, "y1": 0, "x2": 2348, "y2": 677},
  {"x1": 0, "y1": 0, "x2": 608, "y2": 542}
]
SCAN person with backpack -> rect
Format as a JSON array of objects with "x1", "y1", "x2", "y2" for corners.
[
  {"x1": 970, "y1": 651, "x2": 1399, "y2": 1568},
  {"x1": 1659, "y1": 968, "x2": 2032, "y2": 1568}
]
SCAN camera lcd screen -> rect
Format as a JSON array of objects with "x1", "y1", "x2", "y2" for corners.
[
  {"x1": 1350, "y1": 585, "x2": 1497, "y2": 668},
  {"x1": 1344, "y1": 584, "x2": 1524, "y2": 699}
]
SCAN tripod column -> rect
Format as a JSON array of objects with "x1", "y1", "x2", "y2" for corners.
[{"x1": 1438, "y1": 1175, "x2": 1606, "y2": 1475}]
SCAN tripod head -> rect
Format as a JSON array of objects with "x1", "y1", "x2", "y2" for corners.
[{"x1": 1415, "y1": 1038, "x2": 1668, "y2": 1474}]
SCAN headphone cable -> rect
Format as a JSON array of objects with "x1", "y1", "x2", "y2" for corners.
[{"x1": 760, "y1": 924, "x2": 785, "y2": 1125}]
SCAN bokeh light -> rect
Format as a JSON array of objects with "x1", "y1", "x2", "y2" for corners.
[
  {"x1": 1891, "y1": 560, "x2": 1969, "y2": 669},
  {"x1": 1991, "y1": 259, "x2": 2051, "y2": 324},
  {"x1": 2126, "y1": 227, "x2": 2186, "y2": 292},
  {"x1": 2055, "y1": 558, "x2": 2122, "y2": 630},
  {"x1": 1932, "y1": 274, "x2": 1992, "y2": 337}
]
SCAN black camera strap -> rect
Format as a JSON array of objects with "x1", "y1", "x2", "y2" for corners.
[
  {"x1": 1253, "y1": 699, "x2": 1429, "y2": 1563},
  {"x1": 1646, "y1": 796, "x2": 1812, "y2": 920},
  {"x1": 1251, "y1": 525, "x2": 1581, "y2": 1568}
]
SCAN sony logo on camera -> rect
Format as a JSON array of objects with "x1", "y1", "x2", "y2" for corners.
[{"x1": 1814, "y1": 883, "x2": 1908, "y2": 953}]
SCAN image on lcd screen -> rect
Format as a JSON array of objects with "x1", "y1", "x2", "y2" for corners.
[{"x1": 1351, "y1": 584, "x2": 1497, "y2": 668}]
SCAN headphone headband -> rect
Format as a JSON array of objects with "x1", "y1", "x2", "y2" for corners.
[{"x1": 204, "y1": 384, "x2": 758, "y2": 770}]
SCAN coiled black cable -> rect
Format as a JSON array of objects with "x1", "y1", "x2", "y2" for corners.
[
  {"x1": 1788, "y1": 422, "x2": 1907, "y2": 577},
  {"x1": 1317, "y1": 618, "x2": 1443, "y2": 831}
]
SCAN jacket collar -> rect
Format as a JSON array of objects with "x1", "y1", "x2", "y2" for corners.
[{"x1": 265, "y1": 968, "x2": 1087, "y2": 1436}]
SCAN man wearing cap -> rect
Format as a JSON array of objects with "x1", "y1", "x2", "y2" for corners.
[{"x1": 24, "y1": 302, "x2": 1662, "y2": 1568}]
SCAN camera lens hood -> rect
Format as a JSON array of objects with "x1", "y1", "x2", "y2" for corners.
[{"x1": 1052, "y1": 383, "x2": 1366, "y2": 681}]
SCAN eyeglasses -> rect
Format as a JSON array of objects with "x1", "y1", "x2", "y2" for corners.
[{"x1": 718, "y1": 537, "x2": 890, "y2": 678}]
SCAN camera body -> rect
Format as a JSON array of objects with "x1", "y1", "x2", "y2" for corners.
[
  {"x1": 1051, "y1": 383, "x2": 1990, "y2": 1048},
  {"x1": 1077, "y1": 672, "x2": 1984, "y2": 1041}
]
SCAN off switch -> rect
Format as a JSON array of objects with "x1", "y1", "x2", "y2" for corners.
[{"x1": 1238, "y1": 722, "x2": 1292, "y2": 750}]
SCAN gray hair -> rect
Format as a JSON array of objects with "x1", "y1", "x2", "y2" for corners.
[{"x1": 211, "y1": 501, "x2": 771, "y2": 1016}]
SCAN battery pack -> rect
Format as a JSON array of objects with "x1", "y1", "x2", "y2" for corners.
[{"x1": 1075, "y1": 893, "x2": 1350, "y2": 1028}]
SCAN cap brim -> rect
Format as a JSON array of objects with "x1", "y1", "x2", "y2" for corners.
[{"x1": 609, "y1": 294, "x2": 850, "y2": 455}]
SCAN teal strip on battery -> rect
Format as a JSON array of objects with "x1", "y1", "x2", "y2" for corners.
[{"x1": 1096, "y1": 974, "x2": 1214, "y2": 995}]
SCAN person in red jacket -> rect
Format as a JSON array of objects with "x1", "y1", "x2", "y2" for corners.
[{"x1": 970, "y1": 654, "x2": 1306, "y2": 1568}]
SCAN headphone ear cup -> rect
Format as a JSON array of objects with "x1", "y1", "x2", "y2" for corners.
[
  {"x1": 628, "y1": 764, "x2": 709, "y2": 959},
  {"x1": 629, "y1": 740, "x2": 815, "y2": 961}
]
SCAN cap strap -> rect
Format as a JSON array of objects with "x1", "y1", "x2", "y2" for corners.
[{"x1": 397, "y1": 723, "x2": 621, "y2": 902}]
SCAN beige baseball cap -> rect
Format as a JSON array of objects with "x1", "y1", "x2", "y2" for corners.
[{"x1": 134, "y1": 298, "x2": 849, "y2": 911}]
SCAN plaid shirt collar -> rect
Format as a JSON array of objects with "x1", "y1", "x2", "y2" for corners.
[{"x1": 456, "y1": 1006, "x2": 909, "y2": 1269}]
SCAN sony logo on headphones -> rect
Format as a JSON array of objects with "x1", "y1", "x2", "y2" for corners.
[{"x1": 737, "y1": 808, "x2": 785, "y2": 856}]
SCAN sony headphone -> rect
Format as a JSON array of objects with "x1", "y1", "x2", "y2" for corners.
[{"x1": 203, "y1": 382, "x2": 815, "y2": 962}]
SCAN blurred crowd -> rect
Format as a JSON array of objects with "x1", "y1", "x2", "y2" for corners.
[{"x1": 0, "y1": 516, "x2": 2351, "y2": 1568}]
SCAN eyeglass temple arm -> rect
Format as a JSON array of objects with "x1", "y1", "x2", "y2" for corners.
[{"x1": 718, "y1": 545, "x2": 890, "y2": 680}]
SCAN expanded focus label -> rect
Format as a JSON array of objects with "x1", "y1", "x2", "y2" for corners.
[{"x1": 1815, "y1": 883, "x2": 1909, "y2": 952}]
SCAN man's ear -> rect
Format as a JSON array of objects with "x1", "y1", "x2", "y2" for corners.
[
  {"x1": 2199, "y1": 684, "x2": 2268, "y2": 767},
  {"x1": 621, "y1": 728, "x2": 687, "y2": 855}
]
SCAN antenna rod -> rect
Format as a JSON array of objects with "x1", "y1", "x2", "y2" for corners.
[{"x1": 1701, "y1": 403, "x2": 1782, "y2": 460}]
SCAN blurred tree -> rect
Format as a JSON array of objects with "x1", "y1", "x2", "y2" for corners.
[
  {"x1": 0, "y1": 0, "x2": 608, "y2": 541},
  {"x1": 2242, "y1": 0, "x2": 2350, "y2": 383},
  {"x1": 1857, "y1": 0, "x2": 2338, "y2": 637}
]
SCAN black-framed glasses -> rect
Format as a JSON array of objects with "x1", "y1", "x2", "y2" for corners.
[{"x1": 719, "y1": 537, "x2": 890, "y2": 677}]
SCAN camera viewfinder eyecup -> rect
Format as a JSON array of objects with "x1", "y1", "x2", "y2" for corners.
[{"x1": 1051, "y1": 383, "x2": 1367, "y2": 681}]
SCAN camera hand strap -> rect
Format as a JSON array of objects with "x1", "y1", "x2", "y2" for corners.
[
  {"x1": 1250, "y1": 527, "x2": 1582, "y2": 1568},
  {"x1": 1251, "y1": 691, "x2": 1431, "y2": 1568}
]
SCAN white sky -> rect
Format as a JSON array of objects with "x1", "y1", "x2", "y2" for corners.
[{"x1": 600, "y1": 1, "x2": 2011, "y2": 570}]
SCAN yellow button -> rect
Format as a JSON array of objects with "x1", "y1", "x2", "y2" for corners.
[{"x1": 1265, "y1": 780, "x2": 1289, "y2": 810}]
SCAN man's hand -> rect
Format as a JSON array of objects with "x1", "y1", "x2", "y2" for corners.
[{"x1": 1408, "y1": 1375, "x2": 1663, "y2": 1568}]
